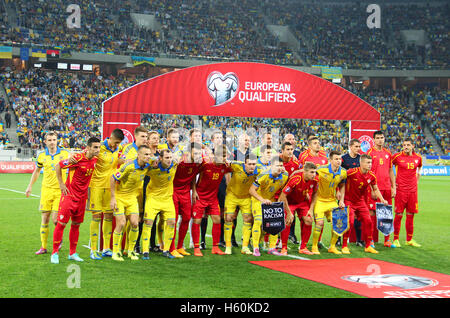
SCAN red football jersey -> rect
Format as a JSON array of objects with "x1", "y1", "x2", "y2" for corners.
[
  {"x1": 345, "y1": 167, "x2": 377, "y2": 204},
  {"x1": 282, "y1": 171, "x2": 319, "y2": 205},
  {"x1": 59, "y1": 153, "x2": 97, "y2": 200},
  {"x1": 195, "y1": 162, "x2": 232, "y2": 201},
  {"x1": 281, "y1": 155, "x2": 301, "y2": 176},
  {"x1": 298, "y1": 149, "x2": 328, "y2": 166},
  {"x1": 173, "y1": 156, "x2": 203, "y2": 194},
  {"x1": 367, "y1": 146, "x2": 393, "y2": 191},
  {"x1": 392, "y1": 151, "x2": 422, "y2": 192}
]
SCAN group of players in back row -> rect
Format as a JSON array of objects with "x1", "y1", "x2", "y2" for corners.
[{"x1": 25, "y1": 125, "x2": 423, "y2": 264}]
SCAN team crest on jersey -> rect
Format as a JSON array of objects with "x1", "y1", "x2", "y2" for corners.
[
  {"x1": 385, "y1": 155, "x2": 389, "y2": 159},
  {"x1": 62, "y1": 159, "x2": 69, "y2": 166},
  {"x1": 207, "y1": 71, "x2": 239, "y2": 106},
  {"x1": 285, "y1": 186, "x2": 291, "y2": 193},
  {"x1": 415, "y1": 160, "x2": 418, "y2": 164},
  {"x1": 358, "y1": 135, "x2": 375, "y2": 153},
  {"x1": 115, "y1": 172, "x2": 121, "y2": 179}
]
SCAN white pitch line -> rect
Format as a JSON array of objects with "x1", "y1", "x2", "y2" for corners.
[
  {"x1": 285, "y1": 254, "x2": 311, "y2": 260},
  {"x1": 0, "y1": 197, "x2": 39, "y2": 200},
  {"x1": 0, "y1": 187, "x2": 40, "y2": 198}
]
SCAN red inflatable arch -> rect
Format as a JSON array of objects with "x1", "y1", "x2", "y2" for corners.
[{"x1": 102, "y1": 62, "x2": 380, "y2": 147}]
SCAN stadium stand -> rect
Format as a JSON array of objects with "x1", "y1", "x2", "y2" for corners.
[{"x1": 1, "y1": 1, "x2": 447, "y2": 69}]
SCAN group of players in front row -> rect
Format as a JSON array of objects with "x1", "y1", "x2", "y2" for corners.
[{"x1": 26, "y1": 126, "x2": 423, "y2": 264}]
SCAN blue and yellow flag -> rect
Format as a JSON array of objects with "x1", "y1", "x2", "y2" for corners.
[
  {"x1": 31, "y1": 48, "x2": 46, "y2": 58},
  {"x1": 0, "y1": 46, "x2": 12, "y2": 59},
  {"x1": 332, "y1": 207, "x2": 349, "y2": 236},
  {"x1": 131, "y1": 56, "x2": 155, "y2": 66}
]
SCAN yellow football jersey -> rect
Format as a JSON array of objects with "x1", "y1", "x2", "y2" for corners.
[
  {"x1": 113, "y1": 159, "x2": 150, "y2": 196},
  {"x1": 227, "y1": 161, "x2": 261, "y2": 199},
  {"x1": 252, "y1": 171, "x2": 289, "y2": 201},
  {"x1": 146, "y1": 162, "x2": 178, "y2": 199},
  {"x1": 256, "y1": 158, "x2": 271, "y2": 170},
  {"x1": 157, "y1": 142, "x2": 184, "y2": 158},
  {"x1": 120, "y1": 142, "x2": 139, "y2": 161},
  {"x1": 89, "y1": 139, "x2": 122, "y2": 189},
  {"x1": 36, "y1": 147, "x2": 70, "y2": 188},
  {"x1": 316, "y1": 164, "x2": 347, "y2": 202}
]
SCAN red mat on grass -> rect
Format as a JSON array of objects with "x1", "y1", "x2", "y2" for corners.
[{"x1": 250, "y1": 258, "x2": 450, "y2": 298}]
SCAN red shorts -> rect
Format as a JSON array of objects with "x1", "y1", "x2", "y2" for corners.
[
  {"x1": 288, "y1": 203, "x2": 311, "y2": 219},
  {"x1": 395, "y1": 190, "x2": 418, "y2": 214},
  {"x1": 367, "y1": 189, "x2": 392, "y2": 210},
  {"x1": 192, "y1": 198, "x2": 220, "y2": 219},
  {"x1": 346, "y1": 200, "x2": 370, "y2": 220},
  {"x1": 173, "y1": 191, "x2": 192, "y2": 220},
  {"x1": 57, "y1": 195, "x2": 87, "y2": 224}
]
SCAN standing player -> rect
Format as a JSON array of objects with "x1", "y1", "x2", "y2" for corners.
[
  {"x1": 26, "y1": 132, "x2": 70, "y2": 255},
  {"x1": 249, "y1": 156, "x2": 289, "y2": 257},
  {"x1": 298, "y1": 136, "x2": 328, "y2": 166},
  {"x1": 142, "y1": 149, "x2": 179, "y2": 259},
  {"x1": 200, "y1": 130, "x2": 225, "y2": 250},
  {"x1": 367, "y1": 131, "x2": 397, "y2": 248},
  {"x1": 191, "y1": 145, "x2": 232, "y2": 256},
  {"x1": 50, "y1": 137, "x2": 101, "y2": 264},
  {"x1": 310, "y1": 150, "x2": 347, "y2": 255},
  {"x1": 341, "y1": 139, "x2": 363, "y2": 247},
  {"x1": 143, "y1": 130, "x2": 160, "y2": 253},
  {"x1": 120, "y1": 126, "x2": 148, "y2": 254},
  {"x1": 257, "y1": 145, "x2": 272, "y2": 169},
  {"x1": 110, "y1": 145, "x2": 152, "y2": 261},
  {"x1": 158, "y1": 127, "x2": 184, "y2": 160},
  {"x1": 343, "y1": 154, "x2": 388, "y2": 254},
  {"x1": 223, "y1": 154, "x2": 260, "y2": 255},
  {"x1": 170, "y1": 142, "x2": 204, "y2": 257},
  {"x1": 86, "y1": 129, "x2": 124, "y2": 260},
  {"x1": 284, "y1": 134, "x2": 301, "y2": 244},
  {"x1": 392, "y1": 138, "x2": 422, "y2": 248},
  {"x1": 284, "y1": 133, "x2": 301, "y2": 159},
  {"x1": 298, "y1": 135, "x2": 328, "y2": 248},
  {"x1": 278, "y1": 142, "x2": 302, "y2": 252},
  {"x1": 278, "y1": 162, "x2": 318, "y2": 255}
]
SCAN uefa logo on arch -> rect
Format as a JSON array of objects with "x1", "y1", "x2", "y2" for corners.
[
  {"x1": 207, "y1": 71, "x2": 239, "y2": 106},
  {"x1": 359, "y1": 135, "x2": 374, "y2": 153},
  {"x1": 121, "y1": 129, "x2": 134, "y2": 145}
]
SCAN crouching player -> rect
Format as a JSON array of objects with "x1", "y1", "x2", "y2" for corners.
[
  {"x1": 278, "y1": 162, "x2": 318, "y2": 255},
  {"x1": 343, "y1": 154, "x2": 388, "y2": 254},
  {"x1": 249, "y1": 156, "x2": 289, "y2": 256}
]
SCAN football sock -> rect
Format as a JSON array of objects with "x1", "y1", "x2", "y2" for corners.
[
  {"x1": 112, "y1": 230, "x2": 123, "y2": 254},
  {"x1": 69, "y1": 224, "x2": 80, "y2": 255},
  {"x1": 89, "y1": 218, "x2": 101, "y2": 251},
  {"x1": 224, "y1": 221, "x2": 233, "y2": 247},
  {"x1": 141, "y1": 223, "x2": 152, "y2": 253},
  {"x1": 191, "y1": 222, "x2": 200, "y2": 248},
  {"x1": 40, "y1": 223, "x2": 49, "y2": 249},
  {"x1": 102, "y1": 218, "x2": 113, "y2": 250},
  {"x1": 128, "y1": 226, "x2": 139, "y2": 252},
  {"x1": 406, "y1": 214, "x2": 414, "y2": 241},
  {"x1": 163, "y1": 221, "x2": 175, "y2": 252},
  {"x1": 52, "y1": 222, "x2": 66, "y2": 254},
  {"x1": 393, "y1": 213, "x2": 403, "y2": 241},
  {"x1": 242, "y1": 221, "x2": 252, "y2": 248}
]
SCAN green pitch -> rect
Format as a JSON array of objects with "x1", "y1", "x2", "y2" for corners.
[{"x1": 0, "y1": 174, "x2": 449, "y2": 298}]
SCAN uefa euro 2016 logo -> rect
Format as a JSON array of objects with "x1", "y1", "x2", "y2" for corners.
[
  {"x1": 358, "y1": 135, "x2": 374, "y2": 153},
  {"x1": 207, "y1": 72, "x2": 239, "y2": 106}
]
